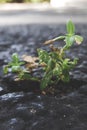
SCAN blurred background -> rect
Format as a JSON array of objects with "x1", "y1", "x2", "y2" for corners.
[{"x1": 0, "y1": 0, "x2": 87, "y2": 25}]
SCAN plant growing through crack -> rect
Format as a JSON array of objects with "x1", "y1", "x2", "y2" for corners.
[{"x1": 3, "y1": 20, "x2": 83, "y2": 90}]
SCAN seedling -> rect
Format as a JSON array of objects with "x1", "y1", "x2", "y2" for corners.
[
  {"x1": 3, "y1": 53, "x2": 24, "y2": 74},
  {"x1": 3, "y1": 20, "x2": 83, "y2": 90}
]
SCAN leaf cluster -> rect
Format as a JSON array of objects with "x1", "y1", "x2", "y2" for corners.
[
  {"x1": 3, "y1": 20, "x2": 83, "y2": 90},
  {"x1": 37, "y1": 47, "x2": 77, "y2": 89}
]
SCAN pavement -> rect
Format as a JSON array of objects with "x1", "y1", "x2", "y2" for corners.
[{"x1": 0, "y1": 2, "x2": 87, "y2": 25}]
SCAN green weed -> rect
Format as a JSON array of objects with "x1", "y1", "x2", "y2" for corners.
[{"x1": 3, "y1": 20, "x2": 83, "y2": 90}]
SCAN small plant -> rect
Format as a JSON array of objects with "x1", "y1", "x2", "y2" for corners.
[
  {"x1": 3, "y1": 53, "x2": 39, "y2": 81},
  {"x1": 3, "y1": 53, "x2": 24, "y2": 74},
  {"x1": 3, "y1": 20, "x2": 83, "y2": 90}
]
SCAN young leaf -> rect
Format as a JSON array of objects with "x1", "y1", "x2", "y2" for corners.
[
  {"x1": 12, "y1": 53, "x2": 19, "y2": 63},
  {"x1": 66, "y1": 20, "x2": 75, "y2": 35}
]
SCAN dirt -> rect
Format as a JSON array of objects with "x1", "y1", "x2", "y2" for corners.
[{"x1": 0, "y1": 24, "x2": 87, "y2": 130}]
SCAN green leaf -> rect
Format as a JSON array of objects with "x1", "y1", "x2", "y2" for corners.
[
  {"x1": 61, "y1": 71, "x2": 70, "y2": 82},
  {"x1": 19, "y1": 62, "x2": 25, "y2": 66},
  {"x1": 12, "y1": 53, "x2": 19, "y2": 63},
  {"x1": 53, "y1": 61, "x2": 62, "y2": 75},
  {"x1": 40, "y1": 71, "x2": 53, "y2": 90},
  {"x1": 47, "y1": 59, "x2": 55, "y2": 70},
  {"x1": 64, "y1": 36, "x2": 75, "y2": 48},
  {"x1": 12, "y1": 66, "x2": 20, "y2": 72},
  {"x1": 19, "y1": 72, "x2": 31, "y2": 80},
  {"x1": 3, "y1": 66, "x2": 8, "y2": 74},
  {"x1": 69, "y1": 58, "x2": 78, "y2": 67},
  {"x1": 37, "y1": 49, "x2": 50, "y2": 64},
  {"x1": 75, "y1": 35, "x2": 83, "y2": 44},
  {"x1": 66, "y1": 20, "x2": 75, "y2": 35},
  {"x1": 62, "y1": 59, "x2": 70, "y2": 70}
]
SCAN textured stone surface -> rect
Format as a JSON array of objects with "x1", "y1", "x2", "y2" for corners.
[{"x1": 0, "y1": 24, "x2": 87, "y2": 130}]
